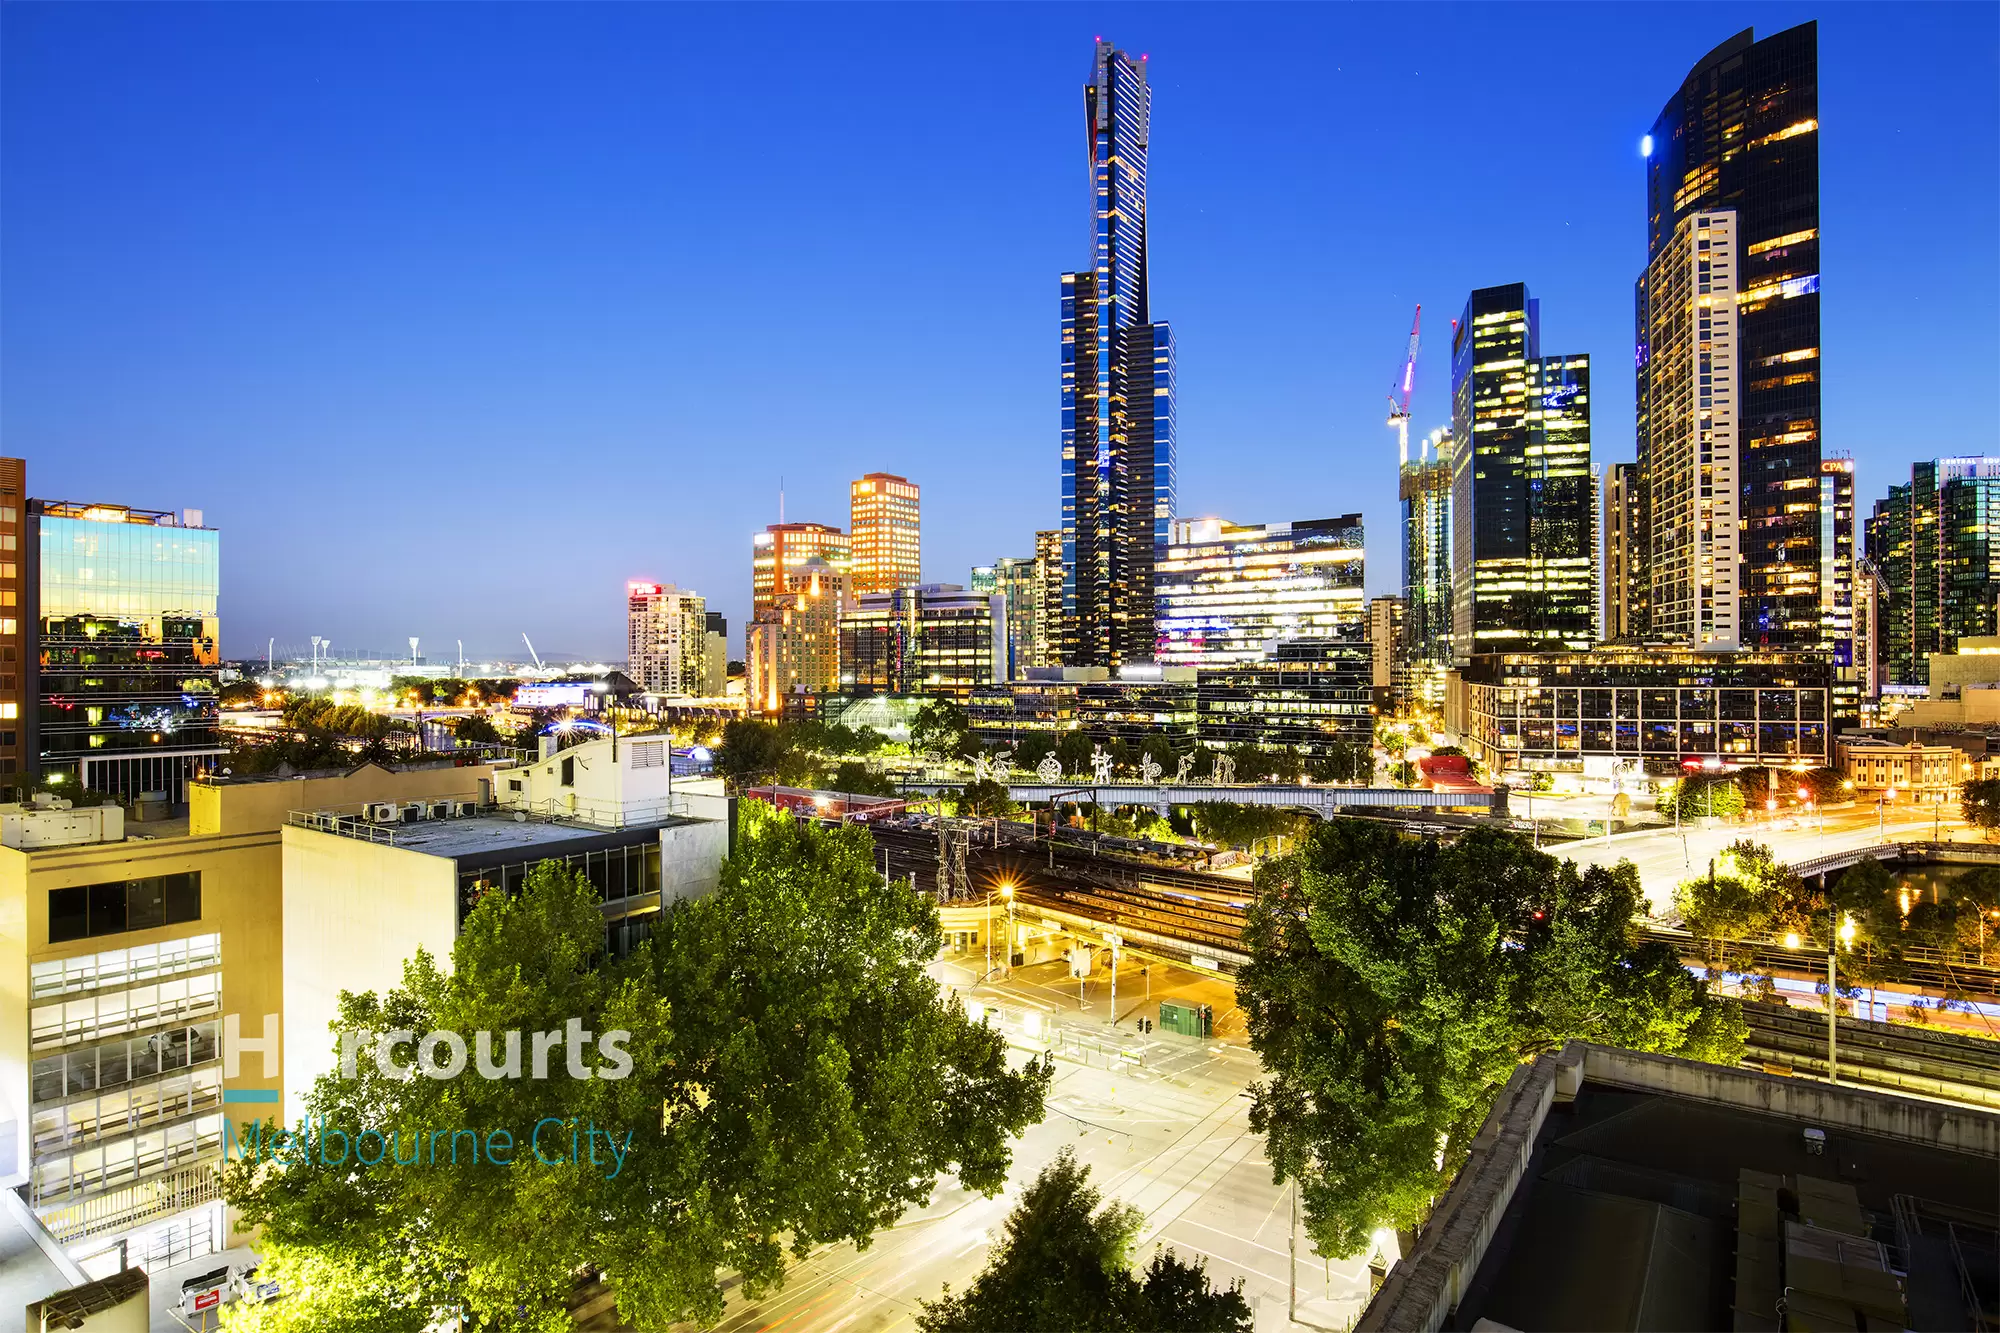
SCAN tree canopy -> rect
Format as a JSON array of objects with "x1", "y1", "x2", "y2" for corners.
[
  {"x1": 916, "y1": 1148, "x2": 1250, "y2": 1333},
  {"x1": 223, "y1": 805, "x2": 1049, "y2": 1329},
  {"x1": 911, "y1": 699, "x2": 973, "y2": 761},
  {"x1": 1240, "y1": 822, "x2": 1744, "y2": 1258},
  {"x1": 1963, "y1": 777, "x2": 2000, "y2": 831}
]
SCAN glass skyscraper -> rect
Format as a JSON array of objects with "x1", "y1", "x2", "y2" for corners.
[
  {"x1": 1450, "y1": 284, "x2": 1596, "y2": 654},
  {"x1": 1155, "y1": 516, "x2": 1365, "y2": 667},
  {"x1": 1398, "y1": 426, "x2": 1454, "y2": 703},
  {"x1": 32, "y1": 501, "x2": 221, "y2": 799},
  {"x1": 1866, "y1": 458, "x2": 2000, "y2": 688},
  {"x1": 1639, "y1": 23, "x2": 1821, "y2": 650},
  {"x1": 1061, "y1": 38, "x2": 1175, "y2": 669}
]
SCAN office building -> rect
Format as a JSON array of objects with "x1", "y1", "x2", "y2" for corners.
[
  {"x1": 1639, "y1": 23, "x2": 1822, "y2": 649},
  {"x1": 1602, "y1": 461, "x2": 1645, "y2": 642},
  {"x1": 849, "y1": 474, "x2": 920, "y2": 595},
  {"x1": 965, "y1": 644, "x2": 1372, "y2": 759},
  {"x1": 1033, "y1": 529, "x2": 1063, "y2": 671},
  {"x1": 703, "y1": 612, "x2": 728, "y2": 698},
  {"x1": 1866, "y1": 458, "x2": 2000, "y2": 688},
  {"x1": 626, "y1": 582, "x2": 706, "y2": 697},
  {"x1": 1640, "y1": 209, "x2": 1742, "y2": 648},
  {"x1": 1359, "y1": 1041, "x2": 1998, "y2": 1333},
  {"x1": 838, "y1": 585, "x2": 1006, "y2": 699},
  {"x1": 1154, "y1": 517, "x2": 1365, "y2": 667},
  {"x1": 1368, "y1": 596, "x2": 1403, "y2": 695},
  {"x1": 1854, "y1": 558, "x2": 1883, "y2": 701},
  {"x1": 1446, "y1": 645, "x2": 1832, "y2": 782},
  {"x1": 32, "y1": 500, "x2": 222, "y2": 801},
  {"x1": 751, "y1": 522, "x2": 850, "y2": 620},
  {"x1": 0, "y1": 460, "x2": 22, "y2": 797},
  {"x1": 7, "y1": 759, "x2": 493, "y2": 1271},
  {"x1": 746, "y1": 557, "x2": 849, "y2": 713},
  {"x1": 280, "y1": 738, "x2": 725, "y2": 1119},
  {"x1": 1061, "y1": 39, "x2": 1176, "y2": 669},
  {"x1": 1450, "y1": 285, "x2": 1595, "y2": 655},
  {"x1": 1820, "y1": 457, "x2": 1857, "y2": 723}
]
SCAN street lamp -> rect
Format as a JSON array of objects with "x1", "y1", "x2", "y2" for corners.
[{"x1": 1001, "y1": 883, "x2": 1016, "y2": 977}]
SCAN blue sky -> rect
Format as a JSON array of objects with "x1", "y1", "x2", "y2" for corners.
[{"x1": 4, "y1": 3, "x2": 1995, "y2": 661}]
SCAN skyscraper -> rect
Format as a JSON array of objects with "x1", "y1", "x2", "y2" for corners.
[
  {"x1": 752, "y1": 522, "x2": 850, "y2": 620},
  {"x1": 1820, "y1": 457, "x2": 1856, "y2": 718},
  {"x1": 1061, "y1": 38, "x2": 1175, "y2": 669},
  {"x1": 0, "y1": 458, "x2": 23, "y2": 796},
  {"x1": 849, "y1": 473, "x2": 920, "y2": 594},
  {"x1": 1602, "y1": 462, "x2": 1646, "y2": 643},
  {"x1": 1450, "y1": 284, "x2": 1595, "y2": 654},
  {"x1": 1866, "y1": 458, "x2": 2000, "y2": 688},
  {"x1": 626, "y1": 582, "x2": 706, "y2": 696},
  {"x1": 1642, "y1": 209, "x2": 1742, "y2": 648},
  {"x1": 1399, "y1": 426, "x2": 1454, "y2": 697},
  {"x1": 746, "y1": 556, "x2": 849, "y2": 712},
  {"x1": 32, "y1": 499, "x2": 221, "y2": 800},
  {"x1": 1033, "y1": 529, "x2": 1063, "y2": 670},
  {"x1": 1639, "y1": 23, "x2": 1821, "y2": 649}
]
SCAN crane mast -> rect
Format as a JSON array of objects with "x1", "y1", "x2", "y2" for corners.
[{"x1": 1387, "y1": 305, "x2": 1422, "y2": 465}]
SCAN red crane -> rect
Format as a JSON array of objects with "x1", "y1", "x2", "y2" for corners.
[{"x1": 1386, "y1": 305, "x2": 1421, "y2": 464}]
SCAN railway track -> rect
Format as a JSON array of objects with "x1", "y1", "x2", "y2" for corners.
[{"x1": 1741, "y1": 1003, "x2": 2000, "y2": 1110}]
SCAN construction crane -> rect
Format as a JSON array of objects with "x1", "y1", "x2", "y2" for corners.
[
  {"x1": 521, "y1": 632, "x2": 544, "y2": 671},
  {"x1": 1386, "y1": 305, "x2": 1422, "y2": 465}
]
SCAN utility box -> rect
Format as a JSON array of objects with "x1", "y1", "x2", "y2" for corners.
[{"x1": 1159, "y1": 1001, "x2": 1213, "y2": 1038}]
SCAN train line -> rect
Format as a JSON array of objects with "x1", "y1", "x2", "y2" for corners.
[{"x1": 1741, "y1": 1003, "x2": 2000, "y2": 1110}]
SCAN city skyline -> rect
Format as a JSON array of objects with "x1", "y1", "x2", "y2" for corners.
[{"x1": 4, "y1": 4, "x2": 1995, "y2": 659}]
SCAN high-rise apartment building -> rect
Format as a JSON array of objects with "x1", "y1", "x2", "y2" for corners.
[
  {"x1": 0, "y1": 459, "x2": 23, "y2": 796},
  {"x1": 1061, "y1": 39, "x2": 1176, "y2": 669},
  {"x1": 849, "y1": 474, "x2": 920, "y2": 595},
  {"x1": 1602, "y1": 462, "x2": 1646, "y2": 642},
  {"x1": 1641, "y1": 209, "x2": 1742, "y2": 648},
  {"x1": 1639, "y1": 23, "x2": 1821, "y2": 649},
  {"x1": 1449, "y1": 284, "x2": 1595, "y2": 655},
  {"x1": 751, "y1": 523, "x2": 850, "y2": 620},
  {"x1": 1033, "y1": 529, "x2": 1063, "y2": 670},
  {"x1": 1854, "y1": 559, "x2": 1883, "y2": 702},
  {"x1": 1154, "y1": 516, "x2": 1365, "y2": 667},
  {"x1": 32, "y1": 500, "x2": 221, "y2": 801},
  {"x1": 746, "y1": 557, "x2": 849, "y2": 713},
  {"x1": 1820, "y1": 457, "x2": 1857, "y2": 720},
  {"x1": 838, "y1": 585, "x2": 1007, "y2": 699},
  {"x1": 626, "y1": 582, "x2": 706, "y2": 696},
  {"x1": 1866, "y1": 458, "x2": 2000, "y2": 688}
]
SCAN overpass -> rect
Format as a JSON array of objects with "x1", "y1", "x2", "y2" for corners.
[{"x1": 895, "y1": 780, "x2": 1498, "y2": 815}]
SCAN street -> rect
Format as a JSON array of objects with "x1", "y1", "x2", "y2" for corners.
[{"x1": 698, "y1": 960, "x2": 1382, "y2": 1333}]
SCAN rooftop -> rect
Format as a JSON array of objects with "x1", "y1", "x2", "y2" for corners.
[
  {"x1": 288, "y1": 800, "x2": 693, "y2": 858},
  {"x1": 1360, "y1": 1043, "x2": 2000, "y2": 1333}
]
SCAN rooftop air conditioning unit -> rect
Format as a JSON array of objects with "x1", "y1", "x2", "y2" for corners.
[
  {"x1": 449, "y1": 801, "x2": 475, "y2": 818},
  {"x1": 402, "y1": 802, "x2": 427, "y2": 822},
  {"x1": 427, "y1": 801, "x2": 453, "y2": 820},
  {"x1": 366, "y1": 802, "x2": 400, "y2": 823}
]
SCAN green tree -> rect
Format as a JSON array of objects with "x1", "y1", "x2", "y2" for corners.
[
  {"x1": 1963, "y1": 777, "x2": 2000, "y2": 831},
  {"x1": 225, "y1": 810, "x2": 1049, "y2": 1328},
  {"x1": 1672, "y1": 772, "x2": 1746, "y2": 822},
  {"x1": 452, "y1": 714, "x2": 501, "y2": 744},
  {"x1": 917, "y1": 1148, "x2": 1250, "y2": 1333},
  {"x1": 1241, "y1": 822, "x2": 1743, "y2": 1258},
  {"x1": 911, "y1": 699, "x2": 972, "y2": 761},
  {"x1": 827, "y1": 760, "x2": 897, "y2": 797},
  {"x1": 1054, "y1": 730, "x2": 1096, "y2": 778},
  {"x1": 713, "y1": 718, "x2": 817, "y2": 789},
  {"x1": 958, "y1": 778, "x2": 1020, "y2": 818},
  {"x1": 1190, "y1": 802, "x2": 1308, "y2": 852}
]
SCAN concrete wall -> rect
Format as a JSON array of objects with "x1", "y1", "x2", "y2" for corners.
[
  {"x1": 1580, "y1": 1043, "x2": 2000, "y2": 1158},
  {"x1": 191, "y1": 761, "x2": 495, "y2": 836},
  {"x1": 279, "y1": 829, "x2": 457, "y2": 1114},
  {"x1": 660, "y1": 819, "x2": 727, "y2": 903}
]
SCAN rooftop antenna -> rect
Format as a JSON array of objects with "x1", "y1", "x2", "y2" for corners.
[
  {"x1": 522, "y1": 632, "x2": 544, "y2": 671},
  {"x1": 779, "y1": 476, "x2": 785, "y2": 526},
  {"x1": 458, "y1": 640, "x2": 464, "y2": 676}
]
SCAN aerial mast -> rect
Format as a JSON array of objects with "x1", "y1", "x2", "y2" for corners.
[{"x1": 1387, "y1": 305, "x2": 1422, "y2": 465}]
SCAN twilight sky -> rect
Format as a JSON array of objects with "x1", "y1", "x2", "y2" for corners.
[{"x1": 4, "y1": 3, "x2": 1995, "y2": 663}]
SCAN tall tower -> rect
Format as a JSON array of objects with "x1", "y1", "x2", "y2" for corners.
[
  {"x1": 1450, "y1": 284, "x2": 1596, "y2": 655},
  {"x1": 1061, "y1": 38, "x2": 1175, "y2": 668},
  {"x1": 1639, "y1": 23, "x2": 1820, "y2": 650},
  {"x1": 626, "y1": 582, "x2": 706, "y2": 696},
  {"x1": 849, "y1": 473, "x2": 921, "y2": 594}
]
